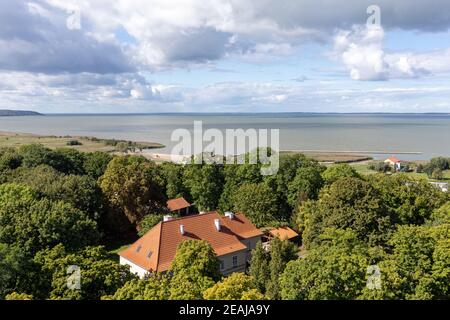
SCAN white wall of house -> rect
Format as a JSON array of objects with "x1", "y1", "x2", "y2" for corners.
[
  {"x1": 218, "y1": 250, "x2": 247, "y2": 276},
  {"x1": 120, "y1": 256, "x2": 148, "y2": 279},
  {"x1": 217, "y1": 236, "x2": 262, "y2": 276}
]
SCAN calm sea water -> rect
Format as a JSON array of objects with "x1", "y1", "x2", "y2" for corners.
[{"x1": 1, "y1": 113, "x2": 450, "y2": 160}]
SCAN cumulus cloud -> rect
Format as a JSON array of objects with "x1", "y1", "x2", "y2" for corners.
[
  {"x1": 3, "y1": 0, "x2": 450, "y2": 73},
  {"x1": 333, "y1": 26, "x2": 450, "y2": 80},
  {"x1": 0, "y1": 0, "x2": 132, "y2": 74},
  {"x1": 0, "y1": 71, "x2": 166, "y2": 103},
  {"x1": 45, "y1": 0, "x2": 450, "y2": 69},
  {"x1": 2, "y1": 0, "x2": 450, "y2": 112}
]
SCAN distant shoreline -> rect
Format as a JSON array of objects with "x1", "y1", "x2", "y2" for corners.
[
  {"x1": 26, "y1": 112, "x2": 450, "y2": 116},
  {"x1": 0, "y1": 110, "x2": 42, "y2": 116}
]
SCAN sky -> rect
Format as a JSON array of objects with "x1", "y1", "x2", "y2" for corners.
[{"x1": 1, "y1": 0, "x2": 450, "y2": 113}]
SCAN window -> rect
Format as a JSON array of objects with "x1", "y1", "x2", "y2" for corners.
[
  {"x1": 136, "y1": 245, "x2": 142, "y2": 253},
  {"x1": 232, "y1": 256, "x2": 238, "y2": 268},
  {"x1": 219, "y1": 260, "x2": 224, "y2": 270},
  {"x1": 147, "y1": 251, "x2": 153, "y2": 259}
]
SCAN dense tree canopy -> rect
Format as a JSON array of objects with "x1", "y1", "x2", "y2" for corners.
[
  {"x1": 322, "y1": 163, "x2": 360, "y2": 185},
  {"x1": 280, "y1": 229, "x2": 370, "y2": 300},
  {"x1": 231, "y1": 183, "x2": 278, "y2": 227},
  {"x1": 99, "y1": 156, "x2": 167, "y2": 226},
  {"x1": 369, "y1": 174, "x2": 447, "y2": 225},
  {"x1": 249, "y1": 238, "x2": 297, "y2": 299},
  {"x1": 0, "y1": 183, "x2": 99, "y2": 255},
  {"x1": 183, "y1": 163, "x2": 224, "y2": 211},
  {"x1": 0, "y1": 243, "x2": 35, "y2": 299},
  {"x1": 248, "y1": 241, "x2": 270, "y2": 294},
  {"x1": 160, "y1": 162, "x2": 188, "y2": 200},
  {"x1": 360, "y1": 223, "x2": 450, "y2": 300},
  {"x1": 169, "y1": 240, "x2": 221, "y2": 300},
  {"x1": 34, "y1": 245, "x2": 134, "y2": 300},
  {"x1": 297, "y1": 177, "x2": 393, "y2": 247},
  {"x1": 6, "y1": 165, "x2": 103, "y2": 221},
  {"x1": 203, "y1": 273, "x2": 264, "y2": 300},
  {"x1": 287, "y1": 166, "x2": 324, "y2": 207},
  {"x1": 83, "y1": 151, "x2": 113, "y2": 179},
  {"x1": 219, "y1": 163, "x2": 262, "y2": 212},
  {"x1": 109, "y1": 274, "x2": 170, "y2": 300},
  {"x1": 1, "y1": 143, "x2": 448, "y2": 301}
]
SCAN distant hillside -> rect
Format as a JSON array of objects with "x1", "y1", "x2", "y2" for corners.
[{"x1": 0, "y1": 110, "x2": 42, "y2": 116}]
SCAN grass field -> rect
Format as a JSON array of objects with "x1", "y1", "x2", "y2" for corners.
[
  {"x1": 350, "y1": 160, "x2": 450, "y2": 182},
  {"x1": 280, "y1": 151, "x2": 372, "y2": 163},
  {"x1": 0, "y1": 131, "x2": 164, "y2": 153}
]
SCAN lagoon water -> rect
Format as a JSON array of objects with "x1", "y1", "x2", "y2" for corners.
[{"x1": 1, "y1": 113, "x2": 450, "y2": 160}]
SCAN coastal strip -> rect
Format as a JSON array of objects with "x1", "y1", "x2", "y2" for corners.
[{"x1": 282, "y1": 149, "x2": 422, "y2": 155}]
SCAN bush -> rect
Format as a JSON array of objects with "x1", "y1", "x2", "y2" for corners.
[
  {"x1": 138, "y1": 214, "x2": 164, "y2": 236},
  {"x1": 66, "y1": 140, "x2": 82, "y2": 146},
  {"x1": 432, "y1": 168, "x2": 444, "y2": 180}
]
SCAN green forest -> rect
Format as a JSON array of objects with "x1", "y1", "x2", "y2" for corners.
[{"x1": 0, "y1": 144, "x2": 448, "y2": 300}]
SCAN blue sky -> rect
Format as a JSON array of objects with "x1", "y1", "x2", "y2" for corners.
[{"x1": 1, "y1": 0, "x2": 450, "y2": 113}]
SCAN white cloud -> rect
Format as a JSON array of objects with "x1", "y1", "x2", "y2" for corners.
[
  {"x1": 333, "y1": 26, "x2": 450, "y2": 80},
  {"x1": 2, "y1": 0, "x2": 450, "y2": 112},
  {"x1": 43, "y1": 0, "x2": 450, "y2": 69},
  {"x1": 0, "y1": 1, "x2": 131, "y2": 74}
]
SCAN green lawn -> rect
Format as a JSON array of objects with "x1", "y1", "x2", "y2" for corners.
[{"x1": 350, "y1": 162, "x2": 377, "y2": 175}]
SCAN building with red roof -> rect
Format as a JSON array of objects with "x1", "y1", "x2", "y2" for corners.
[
  {"x1": 166, "y1": 197, "x2": 192, "y2": 216},
  {"x1": 384, "y1": 156, "x2": 402, "y2": 171},
  {"x1": 119, "y1": 211, "x2": 263, "y2": 277}
]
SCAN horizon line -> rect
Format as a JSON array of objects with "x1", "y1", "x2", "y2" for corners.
[{"x1": 33, "y1": 111, "x2": 450, "y2": 115}]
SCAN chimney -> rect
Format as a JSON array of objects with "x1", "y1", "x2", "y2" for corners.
[
  {"x1": 180, "y1": 224, "x2": 185, "y2": 235},
  {"x1": 163, "y1": 215, "x2": 173, "y2": 222},
  {"x1": 214, "y1": 219, "x2": 221, "y2": 231},
  {"x1": 225, "y1": 212, "x2": 234, "y2": 220}
]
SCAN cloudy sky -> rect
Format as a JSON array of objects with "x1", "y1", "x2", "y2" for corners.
[{"x1": 1, "y1": 0, "x2": 450, "y2": 113}]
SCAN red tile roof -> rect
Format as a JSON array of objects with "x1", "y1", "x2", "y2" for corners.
[
  {"x1": 119, "y1": 212, "x2": 263, "y2": 272},
  {"x1": 268, "y1": 227, "x2": 299, "y2": 240},
  {"x1": 167, "y1": 197, "x2": 191, "y2": 211},
  {"x1": 385, "y1": 157, "x2": 400, "y2": 163}
]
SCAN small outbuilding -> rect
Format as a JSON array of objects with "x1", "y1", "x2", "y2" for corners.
[
  {"x1": 167, "y1": 197, "x2": 192, "y2": 216},
  {"x1": 384, "y1": 157, "x2": 401, "y2": 171}
]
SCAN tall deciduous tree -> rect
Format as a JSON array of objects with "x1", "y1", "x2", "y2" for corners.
[
  {"x1": 109, "y1": 274, "x2": 170, "y2": 300},
  {"x1": 218, "y1": 163, "x2": 262, "y2": 212},
  {"x1": 34, "y1": 245, "x2": 135, "y2": 300},
  {"x1": 7, "y1": 165, "x2": 103, "y2": 221},
  {"x1": 203, "y1": 273, "x2": 264, "y2": 300},
  {"x1": 160, "y1": 162, "x2": 188, "y2": 199},
  {"x1": 230, "y1": 183, "x2": 278, "y2": 227},
  {"x1": 287, "y1": 166, "x2": 324, "y2": 207},
  {"x1": 83, "y1": 151, "x2": 113, "y2": 179},
  {"x1": 360, "y1": 224, "x2": 450, "y2": 300},
  {"x1": 169, "y1": 240, "x2": 221, "y2": 300},
  {"x1": 248, "y1": 241, "x2": 270, "y2": 294},
  {"x1": 183, "y1": 163, "x2": 224, "y2": 211},
  {"x1": 280, "y1": 229, "x2": 369, "y2": 300},
  {"x1": 266, "y1": 237, "x2": 298, "y2": 300},
  {"x1": 298, "y1": 177, "x2": 392, "y2": 247},
  {"x1": 0, "y1": 183, "x2": 99, "y2": 255},
  {"x1": 322, "y1": 163, "x2": 360, "y2": 185},
  {"x1": 370, "y1": 174, "x2": 446, "y2": 225},
  {"x1": 99, "y1": 156, "x2": 167, "y2": 227}
]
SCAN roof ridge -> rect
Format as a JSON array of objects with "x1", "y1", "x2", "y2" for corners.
[
  {"x1": 162, "y1": 211, "x2": 218, "y2": 224},
  {"x1": 155, "y1": 222, "x2": 163, "y2": 272}
]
